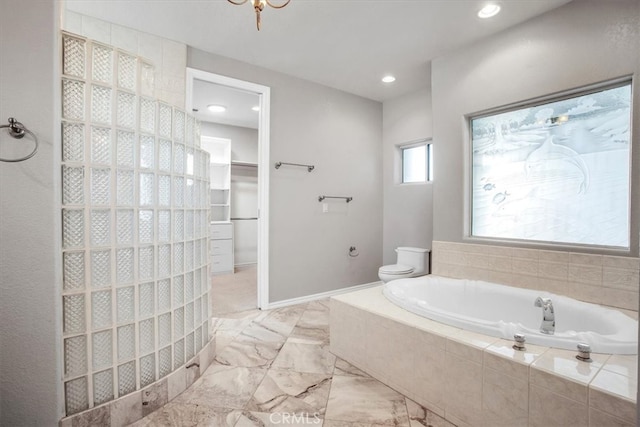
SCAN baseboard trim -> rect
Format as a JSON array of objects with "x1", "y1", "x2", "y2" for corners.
[
  {"x1": 234, "y1": 262, "x2": 257, "y2": 267},
  {"x1": 264, "y1": 281, "x2": 383, "y2": 310}
]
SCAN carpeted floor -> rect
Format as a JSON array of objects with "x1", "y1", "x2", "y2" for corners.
[{"x1": 211, "y1": 265, "x2": 257, "y2": 315}]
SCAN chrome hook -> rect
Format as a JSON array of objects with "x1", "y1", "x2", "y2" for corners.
[{"x1": 7, "y1": 118, "x2": 26, "y2": 139}]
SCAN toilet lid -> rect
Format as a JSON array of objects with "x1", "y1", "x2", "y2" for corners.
[{"x1": 379, "y1": 264, "x2": 414, "y2": 275}]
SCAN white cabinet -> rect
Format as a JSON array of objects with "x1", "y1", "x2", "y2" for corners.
[{"x1": 209, "y1": 223, "x2": 234, "y2": 274}]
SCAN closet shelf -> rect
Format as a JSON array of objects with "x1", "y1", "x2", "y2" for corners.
[{"x1": 231, "y1": 160, "x2": 258, "y2": 168}]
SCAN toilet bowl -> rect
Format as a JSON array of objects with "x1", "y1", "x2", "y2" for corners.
[{"x1": 378, "y1": 247, "x2": 430, "y2": 283}]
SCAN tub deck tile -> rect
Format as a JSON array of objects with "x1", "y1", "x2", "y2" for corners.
[
  {"x1": 481, "y1": 365, "x2": 529, "y2": 426},
  {"x1": 445, "y1": 330, "x2": 499, "y2": 360},
  {"x1": 589, "y1": 369, "x2": 637, "y2": 424},
  {"x1": 484, "y1": 339, "x2": 548, "y2": 380},
  {"x1": 529, "y1": 384, "x2": 588, "y2": 427},
  {"x1": 530, "y1": 348, "x2": 609, "y2": 404},
  {"x1": 602, "y1": 354, "x2": 638, "y2": 378},
  {"x1": 329, "y1": 283, "x2": 636, "y2": 427}
]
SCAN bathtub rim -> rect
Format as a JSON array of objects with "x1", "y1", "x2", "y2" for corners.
[{"x1": 382, "y1": 275, "x2": 638, "y2": 355}]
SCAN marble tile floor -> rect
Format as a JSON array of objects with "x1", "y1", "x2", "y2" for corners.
[{"x1": 131, "y1": 299, "x2": 455, "y2": 427}]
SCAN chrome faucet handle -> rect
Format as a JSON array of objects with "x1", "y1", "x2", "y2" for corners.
[
  {"x1": 534, "y1": 296, "x2": 555, "y2": 335},
  {"x1": 576, "y1": 343, "x2": 592, "y2": 362},
  {"x1": 534, "y1": 296, "x2": 551, "y2": 307},
  {"x1": 513, "y1": 333, "x2": 526, "y2": 351}
]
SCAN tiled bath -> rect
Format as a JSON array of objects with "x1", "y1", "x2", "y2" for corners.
[
  {"x1": 432, "y1": 241, "x2": 640, "y2": 314},
  {"x1": 330, "y1": 286, "x2": 637, "y2": 427}
]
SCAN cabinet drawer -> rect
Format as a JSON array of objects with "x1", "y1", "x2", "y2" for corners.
[
  {"x1": 211, "y1": 253, "x2": 233, "y2": 272},
  {"x1": 210, "y1": 223, "x2": 233, "y2": 240},
  {"x1": 210, "y1": 239, "x2": 232, "y2": 255}
]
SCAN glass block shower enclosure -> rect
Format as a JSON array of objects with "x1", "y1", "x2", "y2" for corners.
[{"x1": 60, "y1": 32, "x2": 211, "y2": 415}]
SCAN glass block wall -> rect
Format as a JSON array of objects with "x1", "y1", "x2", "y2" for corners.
[{"x1": 60, "y1": 32, "x2": 211, "y2": 416}]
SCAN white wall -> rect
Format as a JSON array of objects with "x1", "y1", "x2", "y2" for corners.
[
  {"x1": 382, "y1": 86, "x2": 433, "y2": 265},
  {"x1": 0, "y1": 1, "x2": 62, "y2": 424},
  {"x1": 432, "y1": 0, "x2": 640, "y2": 257},
  {"x1": 189, "y1": 48, "x2": 383, "y2": 302},
  {"x1": 201, "y1": 122, "x2": 258, "y2": 163},
  {"x1": 62, "y1": 10, "x2": 187, "y2": 108}
]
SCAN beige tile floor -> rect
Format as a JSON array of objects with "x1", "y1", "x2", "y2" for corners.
[{"x1": 131, "y1": 299, "x2": 455, "y2": 426}]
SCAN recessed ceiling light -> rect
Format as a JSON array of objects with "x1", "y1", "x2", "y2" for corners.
[
  {"x1": 207, "y1": 104, "x2": 226, "y2": 113},
  {"x1": 251, "y1": 106, "x2": 260, "y2": 112},
  {"x1": 478, "y1": 4, "x2": 501, "y2": 18},
  {"x1": 382, "y1": 75, "x2": 396, "y2": 83}
]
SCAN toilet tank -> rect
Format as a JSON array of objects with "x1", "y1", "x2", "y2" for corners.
[{"x1": 396, "y1": 247, "x2": 430, "y2": 272}]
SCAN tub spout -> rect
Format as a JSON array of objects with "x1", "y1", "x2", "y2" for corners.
[{"x1": 534, "y1": 297, "x2": 555, "y2": 335}]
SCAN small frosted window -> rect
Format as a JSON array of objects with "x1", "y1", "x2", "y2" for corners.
[
  {"x1": 402, "y1": 144, "x2": 431, "y2": 183},
  {"x1": 470, "y1": 81, "x2": 631, "y2": 248}
]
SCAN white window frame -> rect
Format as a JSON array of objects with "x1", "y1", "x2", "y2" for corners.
[{"x1": 398, "y1": 138, "x2": 433, "y2": 185}]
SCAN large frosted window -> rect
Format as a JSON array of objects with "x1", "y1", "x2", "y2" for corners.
[{"x1": 470, "y1": 81, "x2": 631, "y2": 248}]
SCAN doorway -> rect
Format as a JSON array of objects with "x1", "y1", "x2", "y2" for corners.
[{"x1": 186, "y1": 68, "x2": 270, "y2": 311}]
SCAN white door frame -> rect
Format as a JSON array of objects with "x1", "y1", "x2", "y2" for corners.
[{"x1": 185, "y1": 67, "x2": 270, "y2": 310}]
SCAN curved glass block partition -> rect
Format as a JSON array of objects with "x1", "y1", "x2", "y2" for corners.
[{"x1": 61, "y1": 32, "x2": 210, "y2": 415}]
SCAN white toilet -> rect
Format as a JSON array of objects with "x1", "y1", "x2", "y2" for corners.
[{"x1": 378, "y1": 247, "x2": 430, "y2": 283}]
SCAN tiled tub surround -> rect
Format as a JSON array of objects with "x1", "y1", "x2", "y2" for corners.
[
  {"x1": 432, "y1": 241, "x2": 640, "y2": 314},
  {"x1": 330, "y1": 287, "x2": 637, "y2": 427},
  {"x1": 383, "y1": 276, "x2": 638, "y2": 354},
  {"x1": 60, "y1": 32, "x2": 211, "y2": 418}
]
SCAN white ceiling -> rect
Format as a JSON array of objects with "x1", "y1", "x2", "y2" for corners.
[
  {"x1": 65, "y1": 0, "x2": 572, "y2": 102},
  {"x1": 192, "y1": 78, "x2": 260, "y2": 129}
]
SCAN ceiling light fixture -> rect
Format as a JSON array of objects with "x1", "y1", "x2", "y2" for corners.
[
  {"x1": 251, "y1": 106, "x2": 260, "y2": 112},
  {"x1": 478, "y1": 4, "x2": 501, "y2": 18},
  {"x1": 207, "y1": 104, "x2": 227, "y2": 113},
  {"x1": 227, "y1": 0, "x2": 291, "y2": 31},
  {"x1": 382, "y1": 75, "x2": 396, "y2": 83}
]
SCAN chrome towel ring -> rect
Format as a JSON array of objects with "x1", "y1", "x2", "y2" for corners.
[{"x1": 0, "y1": 117, "x2": 39, "y2": 162}]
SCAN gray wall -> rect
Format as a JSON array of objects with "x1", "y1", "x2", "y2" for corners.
[
  {"x1": 201, "y1": 121, "x2": 259, "y2": 163},
  {"x1": 189, "y1": 49, "x2": 383, "y2": 302},
  {"x1": 432, "y1": 0, "x2": 640, "y2": 257},
  {"x1": 0, "y1": 1, "x2": 62, "y2": 424},
  {"x1": 382, "y1": 86, "x2": 433, "y2": 265}
]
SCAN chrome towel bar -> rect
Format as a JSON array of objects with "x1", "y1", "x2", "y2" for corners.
[
  {"x1": 0, "y1": 117, "x2": 39, "y2": 163},
  {"x1": 275, "y1": 161, "x2": 314, "y2": 172},
  {"x1": 318, "y1": 195, "x2": 353, "y2": 203}
]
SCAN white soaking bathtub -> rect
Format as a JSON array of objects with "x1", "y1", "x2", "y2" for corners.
[{"x1": 383, "y1": 275, "x2": 638, "y2": 354}]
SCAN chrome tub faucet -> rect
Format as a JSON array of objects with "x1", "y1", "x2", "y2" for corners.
[{"x1": 534, "y1": 297, "x2": 555, "y2": 335}]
